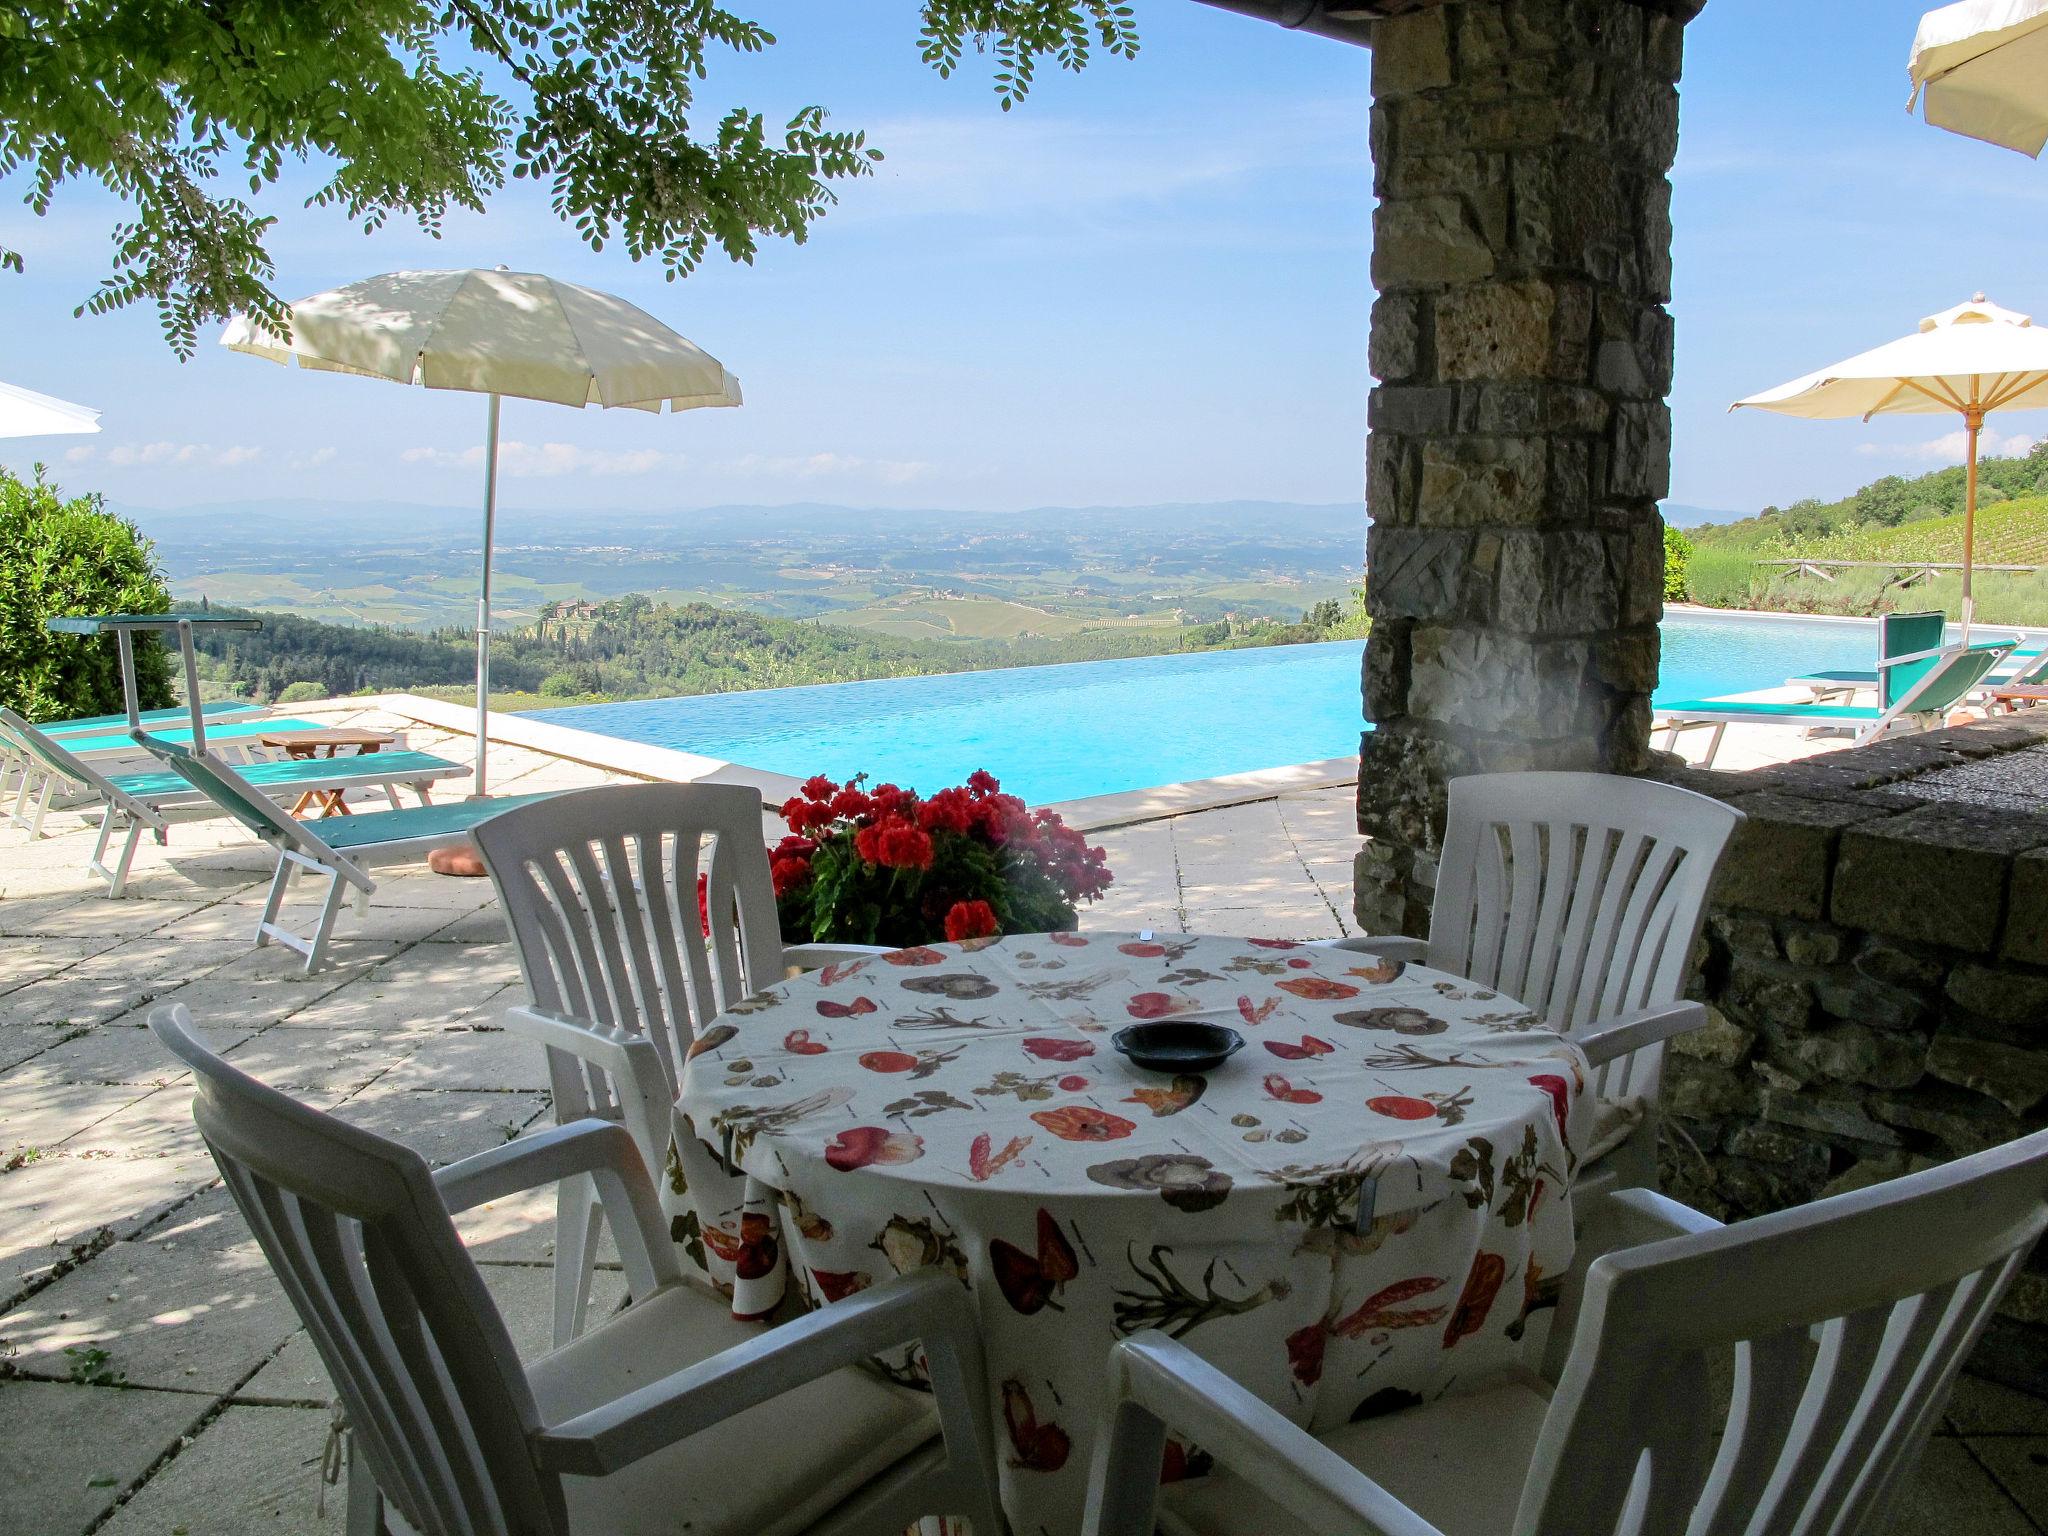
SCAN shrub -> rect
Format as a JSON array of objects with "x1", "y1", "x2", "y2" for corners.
[
  {"x1": 275, "y1": 681, "x2": 326, "y2": 704},
  {"x1": 770, "y1": 771, "x2": 1113, "y2": 947},
  {"x1": 1662, "y1": 524, "x2": 1693, "y2": 603},
  {"x1": 0, "y1": 466, "x2": 173, "y2": 722},
  {"x1": 538, "y1": 669, "x2": 584, "y2": 697},
  {"x1": 1683, "y1": 544, "x2": 1761, "y2": 608}
]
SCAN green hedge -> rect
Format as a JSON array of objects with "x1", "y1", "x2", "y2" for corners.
[{"x1": 0, "y1": 467, "x2": 174, "y2": 722}]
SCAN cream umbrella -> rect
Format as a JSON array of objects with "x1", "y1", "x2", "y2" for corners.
[
  {"x1": 222, "y1": 268, "x2": 741, "y2": 795},
  {"x1": 1732, "y1": 294, "x2": 2048, "y2": 638},
  {"x1": 0, "y1": 380, "x2": 100, "y2": 438},
  {"x1": 1910, "y1": 0, "x2": 2048, "y2": 155}
]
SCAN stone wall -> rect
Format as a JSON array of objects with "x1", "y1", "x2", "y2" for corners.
[
  {"x1": 1658, "y1": 716, "x2": 2048, "y2": 1390},
  {"x1": 1357, "y1": 0, "x2": 1689, "y2": 936}
]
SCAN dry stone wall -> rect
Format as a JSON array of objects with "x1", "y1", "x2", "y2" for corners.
[{"x1": 1658, "y1": 718, "x2": 2048, "y2": 1390}]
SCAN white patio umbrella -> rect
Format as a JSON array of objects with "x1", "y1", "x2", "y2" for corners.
[
  {"x1": 1732, "y1": 293, "x2": 2048, "y2": 638},
  {"x1": 0, "y1": 379, "x2": 100, "y2": 438},
  {"x1": 1910, "y1": 0, "x2": 2048, "y2": 155},
  {"x1": 221, "y1": 268, "x2": 741, "y2": 794}
]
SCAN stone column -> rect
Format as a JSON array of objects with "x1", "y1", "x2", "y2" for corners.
[{"x1": 1357, "y1": 0, "x2": 1690, "y2": 934}]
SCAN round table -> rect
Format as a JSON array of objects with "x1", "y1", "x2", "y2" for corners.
[{"x1": 673, "y1": 933, "x2": 1592, "y2": 1536}]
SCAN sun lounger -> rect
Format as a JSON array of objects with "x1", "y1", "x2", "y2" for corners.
[
  {"x1": 38, "y1": 700, "x2": 268, "y2": 738},
  {"x1": 0, "y1": 708, "x2": 470, "y2": 896},
  {"x1": 31, "y1": 714, "x2": 325, "y2": 764},
  {"x1": 1659, "y1": 636, "x2": 2015, "y2": 768},
  {"x1": 131, "y1": 730, "x2": 567, "y2": 972},
  {"x1": 1791, "y1": 612, "x2": 2042, "y2": 700}
]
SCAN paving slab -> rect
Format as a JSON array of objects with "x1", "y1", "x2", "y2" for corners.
[
  {"x1": 95, "y1": 1403, "x2": 331, "y2": 1536},
  {"x1": 332, "y1": 1085, "x2": 551, "y2": 1169},
  {"x1": 374, "y1": 1022, "x2": 549, "y2": 1094},
  {"x1": 1, "y1": 1230, "x2": 302, "y2": 1393},
  {"x1": 0, "y1": 1379, "x2": 208, "y2": 1535},
  {"x1": 1889, "y1": 1438, "x2": 2040, "y2": 1535},
  {"x1": 1968, "y1": 1435, "x2": 2048, "y2": 1525},
  {"x1": 0, "y1": 1153, "x2": 218, "y2": 1304}
]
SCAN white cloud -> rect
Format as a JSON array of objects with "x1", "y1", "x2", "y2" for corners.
[
  {"x1": 1857, "y1": 427, "x2": 2039, "y2": 464},
  {"x1": 288, "y1": 446, "x2": 338, "y2": 470},
  {"x1": 400, "y1": 440, "x2": 684, "y2": 478},
  {"x1": 721, "y1": 451, "x2": 936, "y2": 486},
  {"x1": 90, "y1": 440, "x2": 264, "y2": 468}
]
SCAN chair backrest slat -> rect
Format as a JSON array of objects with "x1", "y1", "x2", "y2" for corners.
[
  {"x1": 1879, "y1": 610, "x2": 1947, "y2": 708},
  {"x1": 473, "y1": 783, "x2": 788, "y2": 1077},
  {"x1": 1519, "y1": 1129, "x2": 2048, "y2": 1536},
  {"x1": 1423, "y1": 775, "x2": 1742, "y2": 1097},
  {"x1": 149, "y1": 1006, "x2": 562, "y2": 1536}
]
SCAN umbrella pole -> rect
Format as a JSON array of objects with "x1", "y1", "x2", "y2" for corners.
[
  {"x1": 1963, "y1": 402, "x2": 1981, "y2": 642},
  {"x1": 474, "y1": 393, "x2": 501, "y2": 797}
]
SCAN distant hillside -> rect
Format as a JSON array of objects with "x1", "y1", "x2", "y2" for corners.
[
  {"x1": 1775, "y1": 496, "x2": 2048, "y2": 568},
  {"x1": 1692, "y1": 445, "x2": 2048, "y2": 550},
  {"x1": 190, "y1": 591, "x2": 1368, "y2": 707}
]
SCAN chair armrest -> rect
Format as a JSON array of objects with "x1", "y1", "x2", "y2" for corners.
[
  {"x1": 1541, "y1": 1188, "x2": 1723, "y2": 1382},
  {"x1": 500, "y1": 1005, "x2": 675, "y2": 1178},
  {"x1": 433, "y1": 1119, "x2": 682, "y2": 1297},
  {"x1": 1083, "y1": 1333, "x2": 1447, "y2": 1536},
  {"x1": 782, "y1": 941, "x2": 896, "y2": 971},
  {"x1": 1309, "y1": 935, "x2": 1430, "y2": 964},
  {"x1": 532, "y1": 1269, "x2": 993, "y2": 1480},
  {"x1": 1569, "y1": 1001, "x2": 1707, "y2": 1068}
]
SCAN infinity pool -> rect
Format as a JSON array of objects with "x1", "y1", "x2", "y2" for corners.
[{"x1": 523, "y1": 612, "x2": 1923, "y2": 805}]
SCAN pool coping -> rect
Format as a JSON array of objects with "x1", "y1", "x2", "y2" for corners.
[{"x1": 368, "y1": 692, "x2": 1358, "y2": 833}]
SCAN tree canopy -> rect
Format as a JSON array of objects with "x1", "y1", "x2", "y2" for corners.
[{"x1": 0, "y1": 1, "x2": 1139, "y2": 354}]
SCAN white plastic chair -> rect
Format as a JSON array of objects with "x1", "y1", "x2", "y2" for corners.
[
  {"x1": 1329, "y1": 771, "x2": 1743, "y2": 1195},
  {"x1": 1083, "y1": 1129, "x2": 2048, "y2": 1536},
  {"x1": 149, "y1": 1003, "x2": 1006, "y2": 1536},
  {"x1": 471, "y1": 781, "x2": 890, "y2": 1344}
]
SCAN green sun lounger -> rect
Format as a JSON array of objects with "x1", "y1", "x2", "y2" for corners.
[
  {"x1": 35, "y1": 714, "x2": 324, "y2": 764},
  {"x1": 1790, "y1": 613, "x2": 2042, "y2": 701},
  {"x1": 39, "y1": 700, "x2": 267, "y2": 738},
  {"x1": 0, "y1": 708, "x2": 469, "y2": 896},
  {"x1": 1660, "y1": 636, "x2": 2016, "y2": 768},
  {"x1": 131, "y1": 730, "x2": 569, "y2": 972}
]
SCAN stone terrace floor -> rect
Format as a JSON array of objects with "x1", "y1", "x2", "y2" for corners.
[{"x1": 0, "y1": 703, "x2": 2042, "y2": 1533}]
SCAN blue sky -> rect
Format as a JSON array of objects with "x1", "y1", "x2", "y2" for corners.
[{"x1": 4, "y1": 0, "x2": 2046, "y2": 521}]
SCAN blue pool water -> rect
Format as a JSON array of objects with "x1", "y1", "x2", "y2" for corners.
[{"x1": 523, "y1": 613, "x2": 1932, "y2": 805}]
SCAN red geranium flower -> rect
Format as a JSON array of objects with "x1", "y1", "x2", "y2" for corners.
[
  {"x1": 944, "y1": 899, "x2": 998, "y2": 941},
  {"x1": 967, "y1": 769, "x2": 1000, "y2": 796},
  {"x1": 800, "y1": 774, "x2": 839, "y2": 803}
]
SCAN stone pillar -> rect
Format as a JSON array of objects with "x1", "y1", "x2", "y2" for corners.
[{"x1": 1357, "y1": 0, "x2": 1690, "y2": 935}]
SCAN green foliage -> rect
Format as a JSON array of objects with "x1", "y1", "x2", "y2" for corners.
[
  {"x1": 1691, "y1": 440, "x2": 2048, "y2": 551},
  {"x1": 1662, "y1": 523, "x2": 1692, "y2": 603},
  {"x1": 275, "y1": 680, "x2": 327, "y2": 704},
  {"x1": 1680, "y1": 544, "x2": 1762, "y2": 609},
  {"x1": 0, "y1": 466, "x2": 173, "y2": 722},
  {"x1": 2, "y1": 0, "x2": 1138, "y2": 354}
]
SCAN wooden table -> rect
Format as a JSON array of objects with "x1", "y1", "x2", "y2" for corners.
[
  {"x1": 1988, "y1": 684, "x2": 2048, "y2": 713},
  {"x1": 257, "y1": 728, "x2": 399, "y2": 817}
]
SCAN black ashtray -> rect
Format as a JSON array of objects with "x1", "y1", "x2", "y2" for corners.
[{"x1": 1112, "y1": 1022, "x2": 1245, "y2": 1073}]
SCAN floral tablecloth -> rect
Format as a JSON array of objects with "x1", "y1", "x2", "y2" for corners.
[{"x1": 672, "y1": 933, "x2": 1590, "y2": 1536}]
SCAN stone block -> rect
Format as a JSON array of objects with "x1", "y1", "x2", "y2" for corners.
[
  {"x1": 1722, "y1": 962, "x2": 1812, "y2": 1035},
  {"x1": 1592, "y1": 625, "x2": 1659, "y2": 695},
  {"x1": 1761, "y1": 1089, "x2": 1904, "y2": 1149},
  {"x1": 1713, "y1": 792, "x2": 1885, "y2": 921},
  {"x1": 1811, "y1": 973, "x2": 1929, "y2": 1033},
  {"x1": 1416, "y1": 436, "x2": 1548, "y2": 526},
  {"x1": 2006, "y1": 848, "x2": 2048, "y2": 966},
  {"x1": 1945, "y1": 962, "x2": 2048, "y2": 1029},
  {"x1": 1775, "y1": 1022, "x2": 1926, "y2": 1091},
  {"x1": 1363, "y1": 622, "x2": 1411, "y2": 723},
  {"x1": 1369, "y1": 293, "x2": 1422, "y2": 383},
  {"x1": 1854, "y1": 940, "x2": 1946, "y2": 991},
  {"x1": 1457, "y1": 382, "x2": 1611, "y2": 437},
  {"x1": 1495, "y1": 529, "x2": 1619, "y2": 635},
  {"x1": 1926, "y1": 1031, "x2": 2048, "y2": 1116},
  {"x1": 1437, "y1": 280, "x2": 1590, "y2": 382},
  {"x1": 1407, "y1": 629, "x2": 1590, "y2": 740},
  {"x1": 1781, "y1": 924, "x2": 1845, "y2": 968},
  {"x1": 1373, "y1": 195, "x2": 1497, "y2": 289},
  {"x1": 1664, "y1": 1057, "x2": 1757, "y2": 1118},
  {"x1": 1608, "y1": 401, "x2": 1673, "y2": 501},
  {"x1": 1835, "y1": 806, "x2": 2044, "y2": 951},
  {"x1": 1871, "y1": 1081, "x2": 2024, "y2": 1157},
  {"x1": 1371, "y1": 8, "x2": 1453, "y2": 96},
  {"x1": 1367, "y1": 432, "x2": 1416, "y2": 526},
  {"x1": 1367, "y1": 528, "x2": 1473, "y2": 624},
  {"x1": 1368, "y1": 385, "x2": 1455, "y2": 436},
  {"x1": 1709, "y1": 912, "x2": 1777, "y2": 961},
  {"x1": 1669, "y1": 1006, "x2": 1754, "y2": 1067}
]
